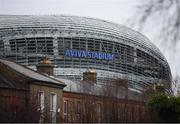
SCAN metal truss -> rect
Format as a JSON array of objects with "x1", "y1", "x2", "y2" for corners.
[{"x1": 0, "y1": 15, "x2": 172, "y2": 93}]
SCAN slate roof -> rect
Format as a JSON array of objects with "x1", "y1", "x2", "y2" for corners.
[
  {"x1": 0, "y1": 59, "x2": 66, "y2": 88},
  {"x1": 0, "y1": 75, "x2": 16, "y2": 89}
]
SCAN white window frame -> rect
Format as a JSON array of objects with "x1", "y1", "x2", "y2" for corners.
[
  {"x1": 63, "y1": 100, "x2": 68, "y2": 122},
  {"x1": 50, "y1": 92, "x2": 57, "y2": 123},
  {"x1": 50, "y1": 92, "x2": 57, "y2": 112},
  {"x1": 63, "y1": 100, "x2": 68, "y2": 114},
  {"x1": 38, "y1": 91, "x2": 44, "y2": 112},
  {"x1": 38, "y1": 91, "x2": 45, "y2": 123}
]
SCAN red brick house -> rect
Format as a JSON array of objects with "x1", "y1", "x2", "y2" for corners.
[
  {"x1": 62, "y1": 71, "x2": 146, "y2": 123},
  {"x1": 63, "y1": 91, "x2": 145, "y2": 123}
]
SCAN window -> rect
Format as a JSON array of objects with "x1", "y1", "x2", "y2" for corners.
[
  {"x1": 76, "y1": 101, "x2": 80, "y2": 122},
  {"x1": 50, "y1": 93, "x2": 57, "y2": 123},
  {"x1": 77, "y1": 101, "x2": 80, "y2": 114},
  {"x1": 96, "y1": 103, "x2": 102, "y2": 122},
  {"x1": 63, "y1": 100, "x2": 68, "y2": 122},
  {"x1": 38, "y1": 91, "x2": 44, "y2": 123},
  {"x1": 38, "y1": 91, "x2": 44, "y2": 111},
  {"x1": 97, "y1": 103, "x2": 101, "y2": 113},
  {"x1": 50, "y1": 93, "x2": 57, "y2": 112}
]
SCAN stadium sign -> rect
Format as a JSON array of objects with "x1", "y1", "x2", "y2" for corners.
[{"x1": 65, "y1": 49, "x2": 114, "y2": 60}]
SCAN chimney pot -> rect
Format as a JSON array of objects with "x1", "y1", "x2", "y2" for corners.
[{"x1": 36, "y1": 57, "x2": 54, "y2": 75}]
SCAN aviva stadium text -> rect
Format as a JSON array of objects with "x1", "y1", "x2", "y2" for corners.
[{"x1": 65, "y1": 49, "x2": 114, "y2": 60}]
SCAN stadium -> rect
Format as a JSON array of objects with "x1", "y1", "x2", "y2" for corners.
[{"x1": 0, "y1": 15, "x2": 172, "y2": 93}]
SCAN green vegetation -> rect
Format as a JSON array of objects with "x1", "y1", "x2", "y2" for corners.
[{"x1": 146, "y1": 93, "x2": 180, "y2": 122}]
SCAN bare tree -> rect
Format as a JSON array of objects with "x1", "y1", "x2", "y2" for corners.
[
  {"x1": 130, "y1": 0, "x2": 180, "y2": 47},
  {"x1": 65, "y1": 78, "x2": 145, "y2": 123},
  {"x1": 101, "y1": 79, "x2": 130, "y2": 122},
  {"x1": 172, "y1": 75, "x2": 180, "y2": 95},
  {"x1": 129, "y1": 0, "x2": 180, "y2": 95}
]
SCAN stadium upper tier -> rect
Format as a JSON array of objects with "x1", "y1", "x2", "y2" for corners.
[{"x1": 0, "y1": 15, "x2": 166, "y2": 59}]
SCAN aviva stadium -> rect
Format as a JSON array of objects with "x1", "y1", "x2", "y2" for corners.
[{"x1": 0, "y1": 15, "x2": 172, "y2": 92}]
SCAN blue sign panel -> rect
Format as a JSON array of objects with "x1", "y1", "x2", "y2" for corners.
[{"x1": 65, "y1": 49, "x2": 114, "y2": 60}]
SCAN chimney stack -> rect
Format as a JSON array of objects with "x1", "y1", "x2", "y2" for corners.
[
  {"x1": 83, "y1": 69, "x2": 97, "y2": 83},
  {"x1": 36, "y1": 57, "x2": 54, "y2": 76}
]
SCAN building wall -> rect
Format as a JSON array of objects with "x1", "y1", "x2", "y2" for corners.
[
  {"x1": 29, "y1": 83, "x2": 64, "y2": 123},
  {"x1": 0, "y1": 88, "x2": 28, "y2": 122},
  {"x1": 0, "y1": 83, "x2": 64, "y2": 123},
  {"x1": 63, "y1": 91, "x2": 145, "y2": 123}
]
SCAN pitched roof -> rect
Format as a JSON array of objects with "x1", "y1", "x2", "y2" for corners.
[
  {"x1": 0, "y1": 59, "x2": 66, "y2": 88},
  {"x1": 0, "y1": 75, "x2": 16, "y2": 89}
]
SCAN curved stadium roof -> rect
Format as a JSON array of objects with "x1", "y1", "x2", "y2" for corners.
[
  {"x1": 0, "y1": 15, "x2": 171, "y2": 73},
  {"x1": 0, "y1": 15, "x2": 164, "y2": 58},
  {"x1": 0, "y1": 15, "x2": 172, "y2": 93}
]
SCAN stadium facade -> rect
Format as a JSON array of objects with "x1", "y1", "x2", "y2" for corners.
[{"x1": 0, "y1": 15, "x2": 172, "y2": 93}]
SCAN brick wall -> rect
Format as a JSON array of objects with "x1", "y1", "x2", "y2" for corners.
[
  {"x1": 29, "y1": 83, "x2": 64, "y2": 123},
  {"x1": 0, "y1": 88, "x2": 28, "y2": 122},
  {"x1": 62, "y1": 91, "x2": 145, "y2": 123}
]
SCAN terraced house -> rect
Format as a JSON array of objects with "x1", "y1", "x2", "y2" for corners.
[{"x1": 0, "y1": 58, "x2": 66, "y2": 122}]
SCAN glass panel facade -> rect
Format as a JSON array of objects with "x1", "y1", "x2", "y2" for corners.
[{"x1": 0, "y1": 15, "x2": 172, "y2": 93}]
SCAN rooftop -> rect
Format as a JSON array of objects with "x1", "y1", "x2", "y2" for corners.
[{"x1": 0, "y1": 59, "x2": 66, "y2": 88}]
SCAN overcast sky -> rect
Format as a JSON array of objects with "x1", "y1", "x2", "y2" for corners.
[{"x1": 0, "y1": 0, "x2": 179, "y2": 77}]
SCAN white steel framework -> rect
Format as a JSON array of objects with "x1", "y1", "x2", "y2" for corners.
[{"x1": 0, "y1": 15, "x2": 172, "y2": 93}]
